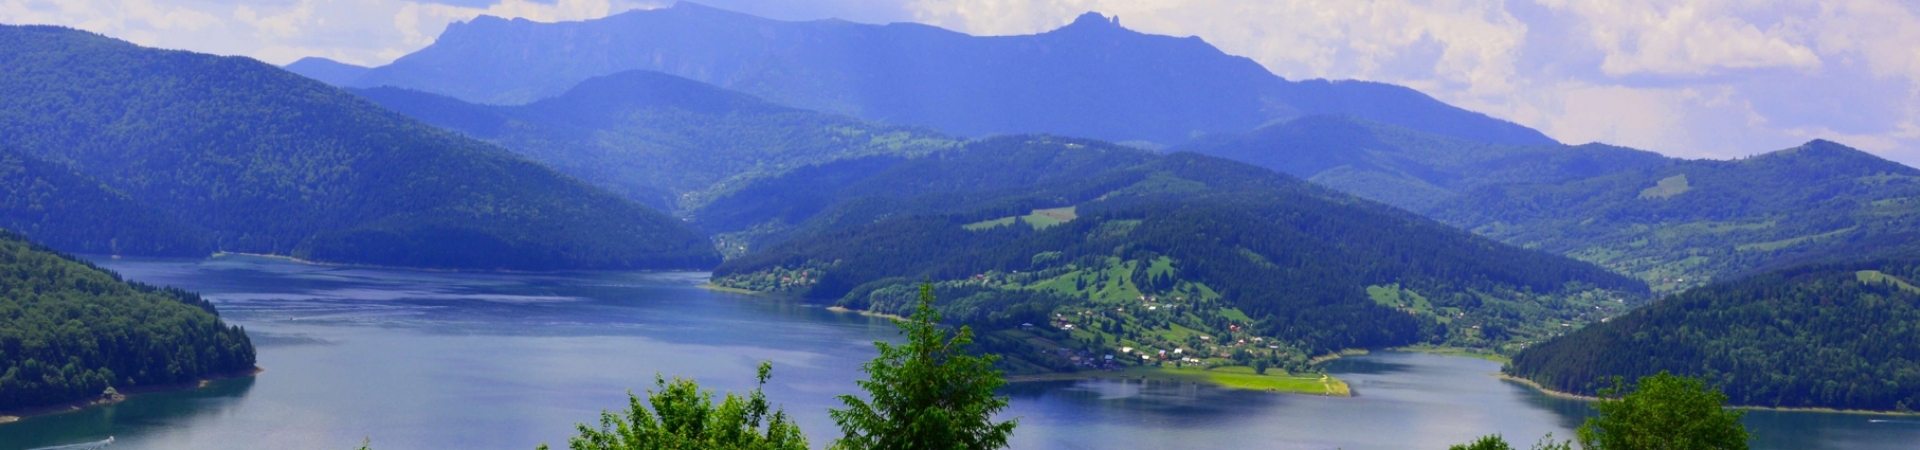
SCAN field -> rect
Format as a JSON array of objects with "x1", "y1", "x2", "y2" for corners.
[{"x1": 963, "y1": 206, "x2": 1079, "y2": 230}]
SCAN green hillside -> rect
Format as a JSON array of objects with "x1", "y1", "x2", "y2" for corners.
[
  {"x1": 0, "y1": 148, "x2": 211, "y2": 256},
  {"x1": 1177, "y1": 115, "x2": 1670, "y2": 211},
  {"x1": 0, "y1": 26, "x2": 718, "y2": 270},
  {"x1": 1507, "y1": 259, "x2": 1920, "y2": 412},
  {"x1": 351, "y1": 71, "x2": 956, "y2": 211},
  {"x1": 710, "y1": 136, "x2": 1648, "y2": 374},
  {"x1": 1431, "y1": 140, "x2": 1920, "y2": 292},
  {"x1": 0, "y1": 230, "x2": 255, "y2": 411}
]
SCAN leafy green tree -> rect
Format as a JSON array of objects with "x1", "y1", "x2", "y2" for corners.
[
  {"x1": 1446, "y1": 434, "x2": 1571, "y2": 450},
  {"x1": 830, "y1": 284, "x2": 1018, "y2": 450},
  {"x1": 543, "y1": 361, "x2": 808, "y2": 450},
  {"x1": 1577, "y1": 372, "x2": 1750, "y2": 450}
]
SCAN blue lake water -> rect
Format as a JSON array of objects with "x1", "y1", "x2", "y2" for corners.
[{"x1": 3, "y1": 255, "x2": 1916, "y2": 449}]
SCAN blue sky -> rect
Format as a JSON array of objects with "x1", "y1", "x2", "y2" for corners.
[{"x1": 4, "y1": 0, "x2": 1917, "y2": 164}]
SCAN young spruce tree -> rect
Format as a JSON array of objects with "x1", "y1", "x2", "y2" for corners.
[{"x1": 830, "y1": 284, "x2": 1018, "y2": 450}]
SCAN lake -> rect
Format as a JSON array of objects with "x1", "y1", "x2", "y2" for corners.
[{"x1": 3, "y1": 256, "x2": 1916, "y2": 449}]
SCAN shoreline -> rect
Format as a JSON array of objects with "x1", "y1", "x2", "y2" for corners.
[
  {"x1": 1007, "y1": 366, "x2": 1351, "y2": 397},
  {"x1": 1495, "y1": 372, "x2": 1920, "y2": 416},
  {"x1": 202, "y1": 252, "x2": 715, "y2": 275},
  {"x1": 0, "y1": 366, "x2": 263, "y2": 423}
]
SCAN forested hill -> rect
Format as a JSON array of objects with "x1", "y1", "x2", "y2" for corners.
[
  {"x1": 0, "y1": 25, "x2": 718, "y2": 270},
  {"x1": 1506, "y1": 259, "x2": 1920, "y2": 412},
  {"x1": 347, "y1": 3, "x2": 1552, "y2": 147},
  {"x1": 711, "y1": 136, "x2": 1646, "y2": 373},
  {"x1": 0, "y1": 230, "x2": 255, "y2": 412},
  {"x1": 283, "y1": 57, "x2": 369, "y2": 87},
  {"x1": 1429, "y1": 140, "x2": 1920, "y2": 292},
  {"x1": 352, "y1": 70, "x2": 955, "y2": 211},
  {"x1": 0, "y1": 148, "x2": 212, "y2": 257},
  {"x1": 1176, "y1": 115, "x2": 1671, "y2": 211}
]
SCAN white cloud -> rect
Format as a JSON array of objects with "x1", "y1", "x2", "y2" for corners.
[
  {"x1": 1537, "y1": 0, "x2": 1822, "y2": 76},
  {"x1": 4, "y1": 0, "x2": 1917, "y2": 164}
]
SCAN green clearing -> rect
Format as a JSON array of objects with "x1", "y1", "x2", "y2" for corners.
[
  {"x1": 962, "y1": 206, "x2": 1079, "y2": 231},
  {"x1": 1857, "y1": 270, "x2": 1920, "y2": 294},
  {"x1": 1012, "y1": 366, "x2": 1348, "y2": 396},
  {"x1": 1639, "y1": 174, "x2": 1692, "y2": 199},
  {"x1": 1736, "y1": 226, "x2": 1859, "y2": 252}
]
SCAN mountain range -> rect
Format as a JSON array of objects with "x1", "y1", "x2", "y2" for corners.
[
  {"x1": 312, "y1": 2, "x2": 1553, "y2": 149},
  {"x1": 0, "y1": 25, "x2": 718, "y2": 270},
  {"x1": 350, "y1": 70, "x2": 956, "y2": 211},
  {"x1": 1431, "y1": 140, "x2": 1920, "y2": 291}
]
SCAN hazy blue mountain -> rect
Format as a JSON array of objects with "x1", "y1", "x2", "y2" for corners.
[
  {"x1": 282, "y1": 56, "x2": 368, "y2": 86},
  {"x1": 1508, "y1": 259, "x2": 1920, "y2": 412},
  {"x1": 0, "y1": 148, "x2": 212, "y2": 256},
  {"x1": 349, "y1": 2, "x2": 1555, "y2": 147},
  {"x1": 710, "y1": 136, "x2": 1645, "y2": 372},
  {"x1": 0, "y1": 25, "x2": 718, "y2": 270},
  {"x1": 1430, "y1": 140, "x2": 1920, "y2": 292},
  {"x1": 1176, "y1": 115, "x2": 1671, "y2": 211},
  {"x1": 351, "y1": 70, "x2": 956, "y2": 212}
]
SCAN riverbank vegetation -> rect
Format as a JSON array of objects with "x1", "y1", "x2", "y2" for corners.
[
  {"x1": 0, "y1": 230, "x2": 255, "y2": 413},
  {"x1": 1451, "y1": 372, "x2": 1748, "y2": 450}
]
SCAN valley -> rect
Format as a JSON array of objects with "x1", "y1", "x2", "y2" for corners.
[{"x1": 3, "y1": 2, "x2": 1919, "y2": 448}]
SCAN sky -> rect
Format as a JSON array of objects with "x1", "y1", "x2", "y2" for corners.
[{"x1": 4, "y1": 0, "x2": 1918, "y2": 164}]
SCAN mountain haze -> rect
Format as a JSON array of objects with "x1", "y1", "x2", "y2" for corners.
[
  {"x1": 283, "y1": 56, "x2": 369, "y2": 86},
  {"x1": 0, "y1": 25, "x2": 718, "y2": 270},
  {"x1": 1176, "y1": 115, "x2": 1670, "y2": 211},
  {"x1": 352, "y1": 70, "x2": 956, "y2": 211},
  {"x1": 348, "y1": 2, "x2": 1554, "y2": 148}
]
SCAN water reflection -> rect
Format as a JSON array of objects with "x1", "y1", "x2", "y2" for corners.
[
  {"x1": 4, "y1": 377, "x2": 256, "y2": 450},
  {"x1": 2, "y1": 256, "x2": 1915, "y2": 449}
]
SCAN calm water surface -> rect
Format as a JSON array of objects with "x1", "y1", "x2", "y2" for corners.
[{"x1": 3, "y1": 256, "x2": 1916, "y2": 449}]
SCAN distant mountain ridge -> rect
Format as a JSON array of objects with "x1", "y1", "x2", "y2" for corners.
[
  {"x1": 1430, "y1": 139, "x2": 1920, "y2": 291},
  {"x1": 0, "y1": 25, "x2": 718, "y2": 270},
  {"x1": 1175, "y1": 115, "x2": 1671, "y2": 211},
  {"x1": 283, "y1": 57, "x2": 369, "y2": 86},
  {"x1": 351, "y1": 70, "x2": 956, "y2": 212},
  {"x1": 346, "y1": 2, "x2": 1555, "y2": 148}
]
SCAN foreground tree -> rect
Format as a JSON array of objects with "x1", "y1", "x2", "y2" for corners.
[
  {"x1": 830, "y1": 284, "x2": 1018, "y2": 450},
  {"x1": 1577, "y1": 372, "x2": 1750, "y2": 450},
  {"x1": 1447, "y1": 434, "x2": 1571, "y2": 450},
  {"x1": 542, "y1": 361, "x2": 808, "y2": 450}
]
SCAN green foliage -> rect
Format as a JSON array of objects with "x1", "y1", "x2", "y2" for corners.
[
  {"x1": 0, "y1": 230, "x2": 255, "y2": 411},
  {"x1": 1508, "y1": 260, "x2": 1920, "y2": 411},
  {"x1": 830, "y1": 285, "x2": 1017, "y2": 450},
  {"x1": 0, "y1": 25, "x2": 717, "y2": 270},
  {"x1": 1433, "y1": 139, "x2": 1920, "y2": 292},
  {"x1": 1576, "y1": 372, "x2": 1751, "y2": 450},
  {"x1": 545, "y1": 361, "x2": 808, "y2": 450},
  {"x1": 1446, "y1": 434, "x2": 1572, "y2": 450},
  {"x1": 352, "y1": 72, "x2": 956, "y2": 213}
]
